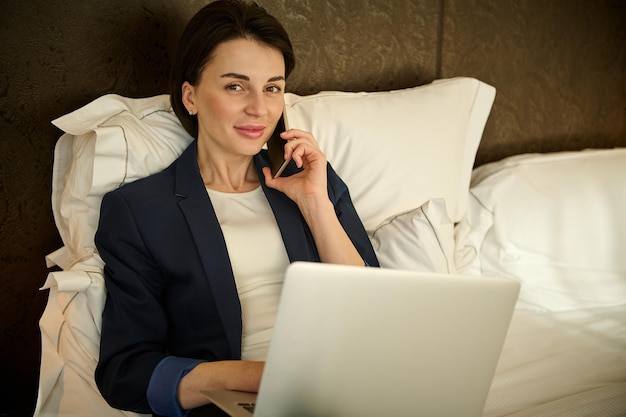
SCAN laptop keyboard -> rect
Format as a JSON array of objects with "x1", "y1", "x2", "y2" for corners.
[{"x1": 238, "y1": 402, "x2": 255, "y2": 413}]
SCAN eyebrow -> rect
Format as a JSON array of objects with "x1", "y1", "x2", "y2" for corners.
[{"x1": 220, "y1": 73, "x2": 285, "y2": 82}]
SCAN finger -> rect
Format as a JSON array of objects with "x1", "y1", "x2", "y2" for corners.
[
  {"x1": 280, "y1": 128, "x2": 308, "y2": 140},
  {"x1": 281, "y1": 129, "x2": 319, "y2": 148},
  {"x1": 282, "y1": 137, "x2": 306, "y2": 161},
  {"x1": 290, "y1": 146, "x2": 304, "y2": 168},
  {"x1": 262, "y1": 167, "x2": 281, "y2": 189},
  {"x1": 262, "y1": 166, "x2": 271, "y2": 180}
]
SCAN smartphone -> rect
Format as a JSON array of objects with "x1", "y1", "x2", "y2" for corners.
[{"x1": 267, "y1": 109, "x2": 291, "y2": 178}]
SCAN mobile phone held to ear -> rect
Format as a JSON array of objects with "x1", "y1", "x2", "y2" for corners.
[{"x1": 268, "y1": 110, "x2": 291, "y2": 178}]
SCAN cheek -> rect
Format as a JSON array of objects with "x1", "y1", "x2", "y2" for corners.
[
  {"x1": 269, "y1": 100, "x2": 285, "y2": 123},
  {"x1": 204, "y1": 97, "x2": 241, "y2": 123}
]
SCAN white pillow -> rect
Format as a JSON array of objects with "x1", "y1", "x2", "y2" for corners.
[
  {"x1": 284, "y1": 77, "x2": 496, "y2": 231},
  {"x1": 49, "y1": 94, "x2": 193, "y2": 269},
  {"x1": 49, "y1": 78, "x2": 495, "y2": 269},
  {"x1": 455, "y1": 148, "x2": 626, "y2": 311},
  {"x1": 41, "y1": 95, "x2": 174, "y2": 417},
  {"x1": 369, "y1": 199, "x2": 456, "y2": 274}
]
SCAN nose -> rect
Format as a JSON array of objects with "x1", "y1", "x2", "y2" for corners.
[{"x1": 245, "y1": 91, "x2": 268, "y2": 117}]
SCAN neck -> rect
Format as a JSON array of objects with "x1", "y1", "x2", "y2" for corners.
[{"x1": 197, "y1": 147, "x2": 259, "y2": 193}]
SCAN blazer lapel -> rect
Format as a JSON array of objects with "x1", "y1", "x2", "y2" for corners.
[
  {"x1": 174, "y1": 142, "x2": 242, "y2": 359},
  {"x1": 254, "y1": 153, "x2": 320, "y2": 262}
]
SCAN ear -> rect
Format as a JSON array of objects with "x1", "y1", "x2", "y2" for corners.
[{"x1": 182, "y1": 81, "x2": 196, "y2": 115}]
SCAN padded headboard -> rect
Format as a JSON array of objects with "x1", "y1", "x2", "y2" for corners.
[{"x1": 1, "y1": 0, "x2": 625, "y2": 414}]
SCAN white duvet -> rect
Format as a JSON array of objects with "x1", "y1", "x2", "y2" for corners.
[
  {"x1": 458, "y1": 149, "x2": 626, "y2": 417},
  {"x1": 484, "y1": 305, "x2": 626, "y2": 416}
]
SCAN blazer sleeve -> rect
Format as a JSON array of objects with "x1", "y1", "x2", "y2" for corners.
[
  {"x1": 327, "y1": 164, "x2": 380, "y2": 267},
  {"x1": 94, "y1": 190, "x2": 170, "y2": 413}
]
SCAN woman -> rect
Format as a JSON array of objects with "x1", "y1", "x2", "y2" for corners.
[{"x1": 94, "y1": 1, "x2": 378, "y2": 415}]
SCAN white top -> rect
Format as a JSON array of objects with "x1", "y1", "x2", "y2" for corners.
[{"x1": 206, "y1": 186, "x2": 290, "y2": 360}]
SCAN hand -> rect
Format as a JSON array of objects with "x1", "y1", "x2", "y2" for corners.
[
  {"x1": 263, "y1": 129, "x2": 328, "y2": 207},
  {"x1": 178, "y1": 360, "x2": 265, "y2": 409},
  {"x1": 263, "y1": 129, "x2": 365, "y2": 267}
]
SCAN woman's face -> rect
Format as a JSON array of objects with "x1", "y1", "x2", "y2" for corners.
[{"x1": 183, "y1": 38, "x2": 286, "y2": 160}]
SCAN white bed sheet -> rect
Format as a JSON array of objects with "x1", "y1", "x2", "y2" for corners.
[
  {"x1": 483, "y1": 304, "x2": 626, "y2": 417},
  {"x1": 34, "y1": 257, "x2": 148, "y2": 417}
]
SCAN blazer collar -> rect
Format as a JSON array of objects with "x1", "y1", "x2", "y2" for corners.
[{"x1": 176, "y1": 142, "x2": 318, "y2": 262}]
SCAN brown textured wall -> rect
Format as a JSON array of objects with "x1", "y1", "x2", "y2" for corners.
[
  {"x1": 442, "y1": 0, "x2": 626, "y2": 164},
  {"x1": 0, "y1": 0, "x2": 624, "y2": 415},
  {"x1": 269, "y1": 0, "x2": 441, "y2": 93},
  {"x1": 0, "y1": 1, "x2": 199, "y2": 414}
]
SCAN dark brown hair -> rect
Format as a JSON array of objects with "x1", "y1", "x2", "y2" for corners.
[{"x1": 170, "y1": 0, "x2": 296, "y2": 138}]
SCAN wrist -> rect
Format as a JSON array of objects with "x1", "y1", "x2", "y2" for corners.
[{"x1": 297, "y1": 194, "x2": 334, "y2": 225}]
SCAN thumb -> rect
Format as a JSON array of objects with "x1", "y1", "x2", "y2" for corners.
[{"x1": 262, "y1": 167, "x2": 280, "y2": 190}]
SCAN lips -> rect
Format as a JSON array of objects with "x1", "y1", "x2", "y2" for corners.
[{"x1": 235, "y1": 124, "x2": 266, "y2": 139}]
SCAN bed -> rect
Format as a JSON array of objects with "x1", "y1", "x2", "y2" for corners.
[{"x1": 33, "y1": 76, "x2": 626, "y2": 416}]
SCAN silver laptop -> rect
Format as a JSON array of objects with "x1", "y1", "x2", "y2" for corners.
[{"x1": 203, "y1": 262, "x2": 520, "y2": 417}]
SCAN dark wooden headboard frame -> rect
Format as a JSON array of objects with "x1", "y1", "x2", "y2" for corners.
[{"x1": 1, "y1": 1, "x2": 624, "y2": 414}]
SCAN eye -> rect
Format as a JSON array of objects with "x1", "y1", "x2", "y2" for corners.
[
  {"x1": 266, "y1": 85, "x2": 282, "y2": 94},
  {"x1": 225, "y1": 83, "x2": 244, "y2": 92}
]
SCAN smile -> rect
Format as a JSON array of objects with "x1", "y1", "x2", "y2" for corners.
[{"x1": 235, "y1": 125, "x2": 265, "y2": 139}]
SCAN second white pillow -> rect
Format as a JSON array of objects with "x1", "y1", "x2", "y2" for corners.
[{"x1": 369, "y1": 199, "x2": 456, "y2": 274}]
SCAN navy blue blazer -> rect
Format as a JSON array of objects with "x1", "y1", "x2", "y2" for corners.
[{"x1": 94, "y1": 141, "x2": 378, "y2": 412}]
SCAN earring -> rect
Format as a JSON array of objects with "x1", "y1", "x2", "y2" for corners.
[{"x1": 188, "y1": 110, "x2": 194, "y2": 116}]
